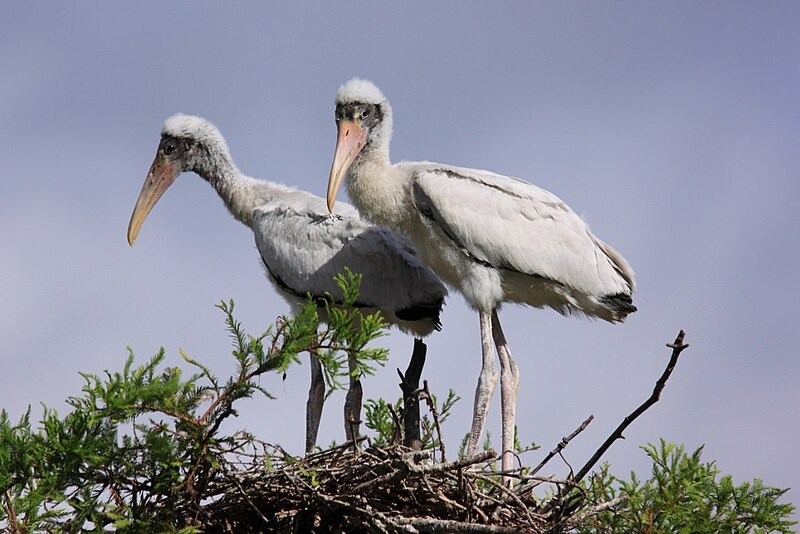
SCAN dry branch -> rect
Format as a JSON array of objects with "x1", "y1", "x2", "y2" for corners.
[
  {"x1": 421, "y1": 379, "x2": 447, "y2": 462},
  {"x1": 530, "y1": 414, "x2": 594, "y2": 477},
  {"x1": 573, "y1": 329, "x2": 689, "y2": 484}
]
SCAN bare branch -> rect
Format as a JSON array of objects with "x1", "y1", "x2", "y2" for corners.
[
  {"x1": 404, "y1": 450, "x2": 496, "y2": 475},
  {"x1": 563, "y1": 495, "x2": 629, "y2": 527},
  {"x1": 421, "y1": 379, "x2": 447, "y2": 462},
  {"x1": 573, "y1": 329, "x2": 690, "y2": 484},
  {"x1": 530, "y1": 414, "x2": 594, "y2": 477}
]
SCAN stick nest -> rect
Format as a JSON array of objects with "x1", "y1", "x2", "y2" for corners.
[{"x1": 192, "y1": 441, "x2": 603, "y2": 533}]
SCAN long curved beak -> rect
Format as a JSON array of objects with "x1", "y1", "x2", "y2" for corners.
[
  {"x1": 127, "y1": 154, "x2": 180, "y2": 246},
  {"x1": 327, "y1": 119, "x2": 366, "y2": 212}
]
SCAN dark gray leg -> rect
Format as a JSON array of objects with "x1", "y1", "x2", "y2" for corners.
[{"x1": 305, "y1": 351, "x2": 325, "y2": 454}]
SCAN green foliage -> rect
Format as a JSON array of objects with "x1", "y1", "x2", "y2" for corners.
[
  {"x1": 314, "y1": 268, "x2": 390, "y2": 392},
  {"x1": 421, "y1": 389, "x2": 460, "y2": 451},
  {"x1": 364, "y1": 388, "x2": 460, "y2": 450},
  {"x1": 363, "y1": 397, "x2": 401, "y2": 447},
  {"x1": 0, "y1": 271, "x2": 390, "y2": 533},
  {"x1": 576, "y1": 439, "x2": 796, "y2": 533}
]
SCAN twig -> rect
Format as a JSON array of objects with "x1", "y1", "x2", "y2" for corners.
[
  {"x1": 393, "y1": 517, "x2": 523, "y2": 533},
  {"x1": 401, "y1": 449, "x2": 433, "y2": 464},
  {"x1": 563, "y1": 494, "x2": 629, "y2": 526},
  {"x1": 349, "y1": 450, "x2": 429, "y2": 493},
  {"x1": 572, "y1": 330, "x2": 689, "y2": 484},
  {"x1": 131, "y1": 403, "x2": 203, "y2": 428},
  {"x1": 404, "y1": 450, "x2": 496, "y2": 475},
  {"x1": 477, "y1": 473, "x2": 536, "y2": 525},
  {"x1": 4, "y1": 490, "x2": 23, "y2": 534},
  {"x1": 558, "y1": 449, "x2": 576, "y2": 480},
  {"x1": 107, "y1": 483, "x2": 126, "y2": 509},
  {"x1": 386, "y1": 402, "x2": 403, "y2": 445},
  {"x1": 305, "y1": 435, "x2": 367, "y2": 462},
  {"x1": 421, "y1": 379, "x2": 446, "y2": 461},
  {"x1": 314, "y1": 493, "x2": 394, "y2": 534},
  {"x1": 231, "y1": 474, "x2": 271, "y2": 526},
  {"x1": 518, "y1": 473, "x2": 562, "y2": 488},
  {"x1": 530, "y1": 415, "x2": 594, "y2": 477}
]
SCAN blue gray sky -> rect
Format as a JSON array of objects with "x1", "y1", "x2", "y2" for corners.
[{"x1": 2, "y1": 2, "x2": 798, "y2": 514}]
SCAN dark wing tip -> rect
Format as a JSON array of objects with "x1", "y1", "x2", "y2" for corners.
[
  {"x1": 601, "y1": 293, "x2": 637, "y2": 320},
  {"x1": 395, "y1": 296, "x2": 445, "y2": 329}
]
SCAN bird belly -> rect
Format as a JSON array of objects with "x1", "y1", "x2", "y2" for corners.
[{"x1": 412, "y1": 229, "x2": 504, "y2": 312}]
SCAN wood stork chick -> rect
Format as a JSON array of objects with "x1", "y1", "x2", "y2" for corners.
[
  {"x1": 326, "y1": 79, "x2": 636, "y2": 476},
  {"x1": 128, "y1": 113, "x2": 447, "y2": 452}
]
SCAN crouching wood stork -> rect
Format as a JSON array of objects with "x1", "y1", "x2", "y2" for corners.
[
  {"x1": 128, "y1": 113, "x2": 447, "y2": 452},
  {"x1": 326, "y1": 79, "x2": 636, "y2": 476}
]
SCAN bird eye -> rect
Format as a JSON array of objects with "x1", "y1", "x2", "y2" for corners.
[
  {"x1": 163, "y1": 141, "x2": 176, "y2": 155},
  {"x1": 360, "y1": 107, "x2": 371, "y2": 120}
]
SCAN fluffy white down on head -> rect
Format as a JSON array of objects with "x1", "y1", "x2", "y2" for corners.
[
  {"x1": 336, "y1": 78, "x2": 387, "y2": 106},
  {"x1": 163, "y1": 114, "x2": 227, "y2": 148}
]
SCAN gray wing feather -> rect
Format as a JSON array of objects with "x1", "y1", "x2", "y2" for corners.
[{"x1": 252, "y1": 191, "x2": 446, "y2": 313}]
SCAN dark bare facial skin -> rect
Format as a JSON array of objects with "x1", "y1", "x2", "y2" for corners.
[
  {"x1": 158, "y1": 135, "x2": 194, "y2": 163},
  {"x1": 335, "y1": 102, "x2": 383, "y2": 136}
]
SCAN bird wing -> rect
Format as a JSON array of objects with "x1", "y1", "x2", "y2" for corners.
[
  {"x1": 252, "y1": 191, "x2": 446, "y2": 313},
  {"x1": 405, "y1": 162, "x2": 634, "y2": 296}
]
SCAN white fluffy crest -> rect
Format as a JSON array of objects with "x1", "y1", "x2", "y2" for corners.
[
  {"x1": 336, "y1": 78, "x2": 387, "y2": 106},
  {"x1": 162, "y1": 113, "x2": 226, "y2": 148}
]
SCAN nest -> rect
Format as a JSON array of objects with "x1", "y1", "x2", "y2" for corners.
[{"x1": 193, "y1": 440, "x2": 610, "y2": 533}]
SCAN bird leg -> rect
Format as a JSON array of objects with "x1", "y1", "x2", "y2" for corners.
[
  {"x1": 492, "y1": 309, "x2": 520, "y2": 484},
  {"x1": 305, "y1": 351, "x2": 326, "y2": 454},
  {"x1": 467, "y1": 310, "x2": 499, "y2": 456},
  {"x1": 344, "y1": 353, "x2": 363, "y2": 443}
]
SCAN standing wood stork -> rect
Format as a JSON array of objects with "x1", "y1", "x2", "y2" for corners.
[
  {"x1": 128, "y1": 114, "x2": 447, "y2": 452},
  {"x1": 326, "y1": 79, "x2": 636, "y2": 475}
]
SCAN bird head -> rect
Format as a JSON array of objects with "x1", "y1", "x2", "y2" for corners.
[
  {"x1": 127, "y1": 114, "x2": 227, "y2": 245},
  {"x1": 327, "y1": 78, "x2": 392, "y2": 212}
]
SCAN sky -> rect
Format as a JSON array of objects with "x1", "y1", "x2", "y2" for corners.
[{"x1": 2, "y1": 1, "x2": 798, "y2": 517}]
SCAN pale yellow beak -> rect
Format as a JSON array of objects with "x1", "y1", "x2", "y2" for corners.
[
  {"x1": 327, "y1": 119, "x2": 367, "y2": 212},
  {"x1": 127, "y1": 153, "x2": 180, "y2": 246}
]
